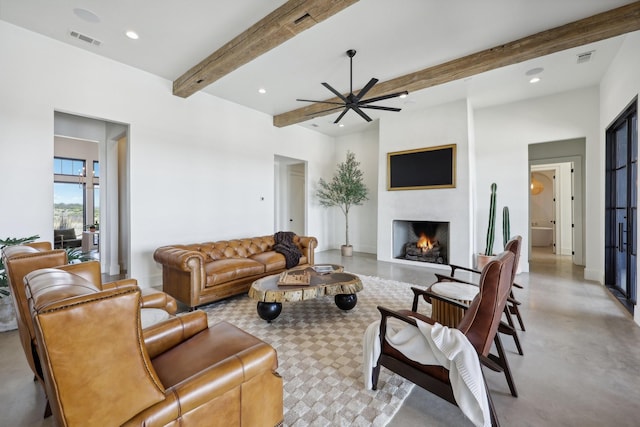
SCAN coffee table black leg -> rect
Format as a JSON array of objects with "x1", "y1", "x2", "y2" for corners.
[
  {"x1": 257, "y1": 302, "x2": 282, "y2": 322},
  {"x1": 334, "y1": 294, "x2": 357, "y2": 310}
]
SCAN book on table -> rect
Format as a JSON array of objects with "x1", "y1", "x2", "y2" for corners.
[{"x1": 277, "y1": 270, "x2": 311, "y2": 286}]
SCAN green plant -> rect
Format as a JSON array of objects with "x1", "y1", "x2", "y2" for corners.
[
  {"x1": 502, "y1": 206, "x2": 511, "y2": 249},
  {"x1": 0, "y1": 235, "x2": 40, "y2": 297},
  {"x1": 65, "y1": 247, "x2": 94, "y2": 263},
  {"x1": 316, "y1": 151, "x2": 369, "y2": 247},
  {"x1": 484, "y1": 183, "x2": 497, "y2": 256}
]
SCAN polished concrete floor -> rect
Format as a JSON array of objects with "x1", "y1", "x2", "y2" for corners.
[{"x1": 1, "y1": 247, "x2": 639, "y2": 426}]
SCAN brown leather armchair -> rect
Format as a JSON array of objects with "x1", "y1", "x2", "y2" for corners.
[
  {"x1": 24, "y1": 267, "x2": 284, "y2": 427},
  {"x1": 372, "y1": 251, "x2": 515, "y2": 427},
  {"x1": 1, "y1": 243, "x2": 178, "y2": 410}
]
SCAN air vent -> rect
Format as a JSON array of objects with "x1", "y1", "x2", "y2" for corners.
[
  {"x1": 69, "y1": 30, "x2": 101, "y2": 47},
  {"x1": 576, "y1": 50, "x2": 594, "y2": 64}
]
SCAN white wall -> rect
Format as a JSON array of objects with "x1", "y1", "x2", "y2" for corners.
[
  {"x1": 600, "y1": 31, "x2": 640, "y2": 324},
  {"x1": 475, "y1": 87, "x2": 601, "y2": 274},
  {"x1": 377, "y1": 100, "x2": 474, "y2": 269},
  {"x1": 0, "y1": 21, "x2": 335, "y2": 287}
]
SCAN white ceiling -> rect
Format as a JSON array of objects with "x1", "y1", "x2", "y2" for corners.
[{"x1": 0, "y1": 0, "x2": 636, "y2": 136}]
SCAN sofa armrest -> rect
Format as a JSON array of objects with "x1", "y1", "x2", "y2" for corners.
[
  {"x1": 142, "y1": 311, "x2": 209, "y2": 358},
  {"x1": 298, "y1": 236, "x2": 318, "y2": 265},
  {"x1": 153, "y1": 246, "x2": 206, "y2": 273}
]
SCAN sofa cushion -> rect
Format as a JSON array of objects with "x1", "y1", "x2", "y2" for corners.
[
  {"x1": 250, "y1": 251, "x2": 286, "y2": 272},
  {"x1": 204, "y1": 258, "x2": 265, "y2": 287}
]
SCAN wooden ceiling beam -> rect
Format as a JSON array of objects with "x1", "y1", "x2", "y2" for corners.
[
  {"x1": 173, "y1": 0, "x2": 359, "y2": 98},
  {"x1": 274, "y1": 1, "x2": 640, "y2": 128}
]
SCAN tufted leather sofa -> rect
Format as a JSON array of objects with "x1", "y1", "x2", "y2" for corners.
[
  {"x1": 154, "y1": 234, "x2": 317, "y2": 309},
  {"x1": 24, "y1": 267, "x2": 284, "y2": 427}
]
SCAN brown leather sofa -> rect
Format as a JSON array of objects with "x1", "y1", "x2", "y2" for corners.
[
  {"x1": 2, "y1": 243, "x2": 178, "y2": 396},
  {"x1": 154, "y1": 234, "x2": 318, "y2": 309},
  {"x1": 24, "y1": 267, "x2": 284, "y2": 427}
]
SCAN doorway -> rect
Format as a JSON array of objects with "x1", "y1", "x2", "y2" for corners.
[
  {"x1": 529, "y1": 139, "x2": 585, "y2": 266},
  {"x1": 53, "y1": 112, "x2": 130, "y2": 276},
  {"x1": 605, "y1": 98, "x2": 637, "y2": 313},
  {"x1": 274, "y1": 155, "x2": 307, "y2": 235}
]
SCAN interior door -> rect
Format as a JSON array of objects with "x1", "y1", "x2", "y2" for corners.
[
  {"x1": 287, "y1": 167, "x2": 305, "y2": 235},
  {"x1": 605, "y1": 100, "x2": 637, "y2": 312}
]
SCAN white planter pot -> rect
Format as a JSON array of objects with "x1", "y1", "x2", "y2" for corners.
[
  {"x1": 0, "y1": 297, "x2": 17, "y2": 332},
  {"x1": 341, "y1": 245, "x2": 353, "y2": 257}
]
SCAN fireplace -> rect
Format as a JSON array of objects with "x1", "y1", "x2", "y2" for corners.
[{"x1": 393, "y1": 220, "x2": 449, "y2": 264}]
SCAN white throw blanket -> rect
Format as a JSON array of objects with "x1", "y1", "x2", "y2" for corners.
[{"x1": 363, "y1": 318, "x2": 491, "y2": 427}]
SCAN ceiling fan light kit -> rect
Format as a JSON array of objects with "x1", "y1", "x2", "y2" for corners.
[{"x1": 297, "y1": 49, "x2": 408, "y2": 124}]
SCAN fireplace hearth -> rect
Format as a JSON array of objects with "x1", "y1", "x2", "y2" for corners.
[{"x1": 393, "y1": 220, "x2": 449, "y2": 265}]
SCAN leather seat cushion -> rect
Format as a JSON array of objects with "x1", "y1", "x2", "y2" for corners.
[
  {"x1": 204, "y1": 258, "x2": 265, "y2": 287},
  {"x1": 152, "y1": 321, "x2": 278, "y2": 388},
  {"x1": 250, "y1": 251, "x2": 286, "y2": 272}
]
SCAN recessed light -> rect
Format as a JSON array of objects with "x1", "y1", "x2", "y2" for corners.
[
  {"x1": 258, "y1": 88, "x2": 266, "y2": 94},
  {"x1": 125, "y1": 30, "x2": 139, "y2": 40},
  {"x1": 73, "y1": 8, "x2": 100, "y2": 23},
  {"x1": 525, "y1": 67, "x2": 544, "y2": 76},
  {"x1": 529, "y1": 77, "x2": 541, "y2": 84},
  {"x1": 338, "y1": 123, "x2": 345, "y2": 128},
  {"x1": 399, "y1": 93, "x2": 408, "y2": 99}
]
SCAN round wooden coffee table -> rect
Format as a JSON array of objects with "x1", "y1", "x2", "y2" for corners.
[{"x1": 248, "y1": 265, "x2": 363, "y2": 321}]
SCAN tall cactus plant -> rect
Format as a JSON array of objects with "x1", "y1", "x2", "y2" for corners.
[
  {"x1": 502, "y1": 206, "x2": 511, "y2": 249},
  {"x1": 484, "y1": 183, "x2": 497, "y2": 256}
]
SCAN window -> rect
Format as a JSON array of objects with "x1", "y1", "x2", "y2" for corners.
[
  {"x1": 53, "y1": 155, "x2": 99, "y2": 235},
  {"x1": 54, "y1": 157, "x2": 85, "y2": 176},
  {"x1": 53, "y1": 182, "x2": 85, "y2": 236}
]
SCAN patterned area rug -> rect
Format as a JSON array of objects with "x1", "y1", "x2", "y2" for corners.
[{"x1": 201, "y1": 274, "x2": 432, "y2": 427}]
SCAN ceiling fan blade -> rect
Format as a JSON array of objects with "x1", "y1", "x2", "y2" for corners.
[
  {"x1": 360, "y1": 90, "x2": 409, "y2": 104},
  {"x1": 322, "y1": 82, "x2": 349, "y2": 102},
  {"x1": 307, "y1": 105, "x2": 347, "y2": 116},
  {"x1": 334, "y1": 107, "x2": 351, "y2": 123},
  {"x1": 358, "y1": 105, "x2": 402, "y2": 112},
  {"x1": 351, "y1": 105, "x2": 373, "y2": 122},
  {"x1": 296, "y1": 98, "x2": 345, "y2": 105},
  {"x1": 356, "y1": 78, "x2": 378, "y2": 100}
]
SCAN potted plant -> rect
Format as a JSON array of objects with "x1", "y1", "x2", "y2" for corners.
[
  {"x1": 477, "y1": 183, "x2": 497, "y2": 269},
  {"x1": 0, "y1": 235, "x2": 39, "y2": 332},
  {"x1": 316, "y1": 151, "x2": 369, "y2": 256}
]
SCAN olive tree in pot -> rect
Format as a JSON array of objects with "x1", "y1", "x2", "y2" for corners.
[{"x1": 316, "y1": 151, "x2": 369, "y2": 256}]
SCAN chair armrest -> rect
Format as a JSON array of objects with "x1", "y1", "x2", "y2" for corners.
[
  {"x1": 378, "y1": 306, "x2": 419, "y2": 328},
  {"x1": 143, "y1": 311, "x2": 209, "y2": 358},
  {"x1": 139, "y1": 288, "x2": 178, "y2": 314},
  {"x1": 433, "y1": 274, "x2": 480, "y2": 288},
  {"x1": 413, "y1": 287, "x2": 471, "y2": 311},
  {"x1": 56, "y1": 261, "x2": 102, "y2": 284},
  {"x1": 101, "y1": 278, "x2": 138, "y2": 290},
  {"x1": 449, "y1": 263, "x2": 481, "y2": 277},
  {"x1": 123, "y1": 349, "x2": 281, "y2": 426}
]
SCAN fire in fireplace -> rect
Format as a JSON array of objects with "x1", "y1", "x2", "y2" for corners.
[{"x1": 393, "y1": 220, "x2": 449, "y2": 264}]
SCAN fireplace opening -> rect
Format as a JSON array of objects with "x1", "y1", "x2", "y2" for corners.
[{"x1": 393, "y1": 220, "x2": 449, "y2": 264}]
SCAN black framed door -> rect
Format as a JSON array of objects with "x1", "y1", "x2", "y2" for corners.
[{"x1": 605, "y1": 99, "x2": 637, "y2": 312}]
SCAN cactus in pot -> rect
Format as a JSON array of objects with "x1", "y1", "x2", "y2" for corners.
[
  {"x1": 502, "y1": 206, "x2": 511, "y2": 249},
  {"x1": 484, "y1": 183, "x2": 497, "y2": 256}
]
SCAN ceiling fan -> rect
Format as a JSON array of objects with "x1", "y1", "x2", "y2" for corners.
[{"x1": 297, "y1": 49, "x2": 409, "y2": 124}]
